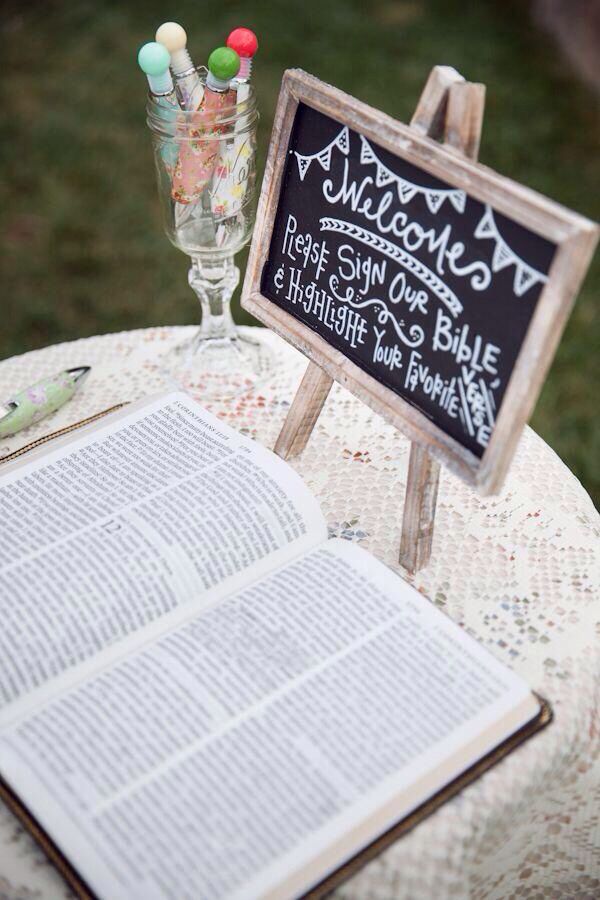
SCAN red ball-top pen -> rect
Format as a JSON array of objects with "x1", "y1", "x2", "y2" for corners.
[{"x1": 226, "y1": 27, "x2": 258, "y2": 86}]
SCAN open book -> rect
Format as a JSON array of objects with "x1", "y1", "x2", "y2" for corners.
[{"x1": 0, "y1": 392, "x2": 549, "y2": 900}]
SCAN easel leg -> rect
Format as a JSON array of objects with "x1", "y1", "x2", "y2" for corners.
[
  {"x1": 274, "y1": 361, "x2": 333, "y2": 460},
  {"x1": 399, "y1": 445, "x2": 440, "y2": 574},
  {"x1": 400, "y1": 76, "x2": 485, "y2": 573}
]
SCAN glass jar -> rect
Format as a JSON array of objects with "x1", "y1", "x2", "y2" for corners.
[{"x1": 146, "y1": 76, "x2": 271, "y2": 397}]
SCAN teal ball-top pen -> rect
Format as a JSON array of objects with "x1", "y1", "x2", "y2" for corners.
[
  {"x1": 138, "y1": 41, "x2": 174, "y2": 97},
  {"x1": 138, "y1": 42, "x2": 179, "y2": 169}
]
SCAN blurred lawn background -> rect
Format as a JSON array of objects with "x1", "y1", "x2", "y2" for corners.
[{"x1": 1, "y1": 0, "x2": 598, "y2": 503}]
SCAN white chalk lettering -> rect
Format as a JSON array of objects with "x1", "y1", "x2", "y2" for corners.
[
  {"x1": 282, "y1": 214, "x2": 330, "y2": 278},
  {"x1": 322, "y1": 159, "x2": 491, "y2": 291},
  {"x1": 268, "y1": 128, "x2": 520, "y2": 452},
  {"x1": 388, "y1": 270, "x2": 429, "y2": 315},
  {"x1": 432, "y1": 310, "x2": 501, "y2": 375},
  {"x1": 279, "y1": 264, "x2": 367, "y2": 350},
  {"x1": 373, "y1": 327, "x2": 403, "y2": 372},
  {"x1": 405, "y1": 351, "x2": 460, "y2": 417},
  {"x1": 337, "y1": 244, "x2": 386, "y2": 296}
]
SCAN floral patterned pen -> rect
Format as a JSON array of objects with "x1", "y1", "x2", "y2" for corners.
[
  {"x1": 0, "y1": 366, "x2": 90, "y2": 437},
  {"x1": 171, "y1": 46, "x2": 240, "y2": 205}
]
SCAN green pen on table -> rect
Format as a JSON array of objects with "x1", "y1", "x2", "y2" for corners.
[{"x1": 0, "y1": 366, "x2": 90, "y2": 438}]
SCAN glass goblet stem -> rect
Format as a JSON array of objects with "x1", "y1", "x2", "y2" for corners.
[{"x1": 188, "y1": 254, "x2": 239, "y2": 344}]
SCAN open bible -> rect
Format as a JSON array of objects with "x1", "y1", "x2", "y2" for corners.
[{"x1": 0, "y1": 392, "x2": 550, "y2": 900}]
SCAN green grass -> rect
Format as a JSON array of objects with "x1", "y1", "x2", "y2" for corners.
[{"x1": 1, "y1": 0, "x2": 598, "y2": 503}]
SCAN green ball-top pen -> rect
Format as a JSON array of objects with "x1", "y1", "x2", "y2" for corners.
[{"x1": 0, "y1": 366, "x2": 90, "y2": 438}]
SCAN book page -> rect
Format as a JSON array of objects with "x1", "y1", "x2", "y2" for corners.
[
  {"x1": 0, "y1": 392, "x2": 325, "y2": 710},
  {"x1": 0, "y1": 539, "x2": 538, "y2": 900}
]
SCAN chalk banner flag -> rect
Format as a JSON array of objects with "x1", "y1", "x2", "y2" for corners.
[{"x1": 260, "y1": 103, "x2": 557, "y2": 458}]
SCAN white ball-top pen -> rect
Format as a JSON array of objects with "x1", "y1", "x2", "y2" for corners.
[{"x1": 156, "y1": 22, "x2": 204, "y2": 111}]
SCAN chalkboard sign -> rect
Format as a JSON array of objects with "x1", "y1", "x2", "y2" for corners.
[
  {"x1": 243, "y1": 69, "x2": 597, "y2": 496},
  {"x1": 260, "y1": 103, "x2": 557, "y2": 458}
]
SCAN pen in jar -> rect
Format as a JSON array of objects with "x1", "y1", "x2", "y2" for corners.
[{"x1": 156, "y1": 21, "x2": 205, "y2": 112}]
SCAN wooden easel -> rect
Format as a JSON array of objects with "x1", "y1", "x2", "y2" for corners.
[{"x1": 272, "y1": 67, "x2": 485, "y2": 574}]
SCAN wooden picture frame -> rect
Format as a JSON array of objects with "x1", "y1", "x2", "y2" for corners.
[{"x1": 243, "y1": 68, "x2": 597, "y2": 495}]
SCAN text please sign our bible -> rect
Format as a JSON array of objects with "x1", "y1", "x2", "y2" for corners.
[{"x1": 260, "y1": 103, "x2": 556, "y2": 458}]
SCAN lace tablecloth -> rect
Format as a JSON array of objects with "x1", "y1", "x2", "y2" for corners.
[{"x1": 0, "y1": 326, "x2": 598, "y2": 900}]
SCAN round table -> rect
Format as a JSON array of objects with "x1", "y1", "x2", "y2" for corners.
[{"x1": 1, "y1": 326, "x2": 599, "y2": 900}]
